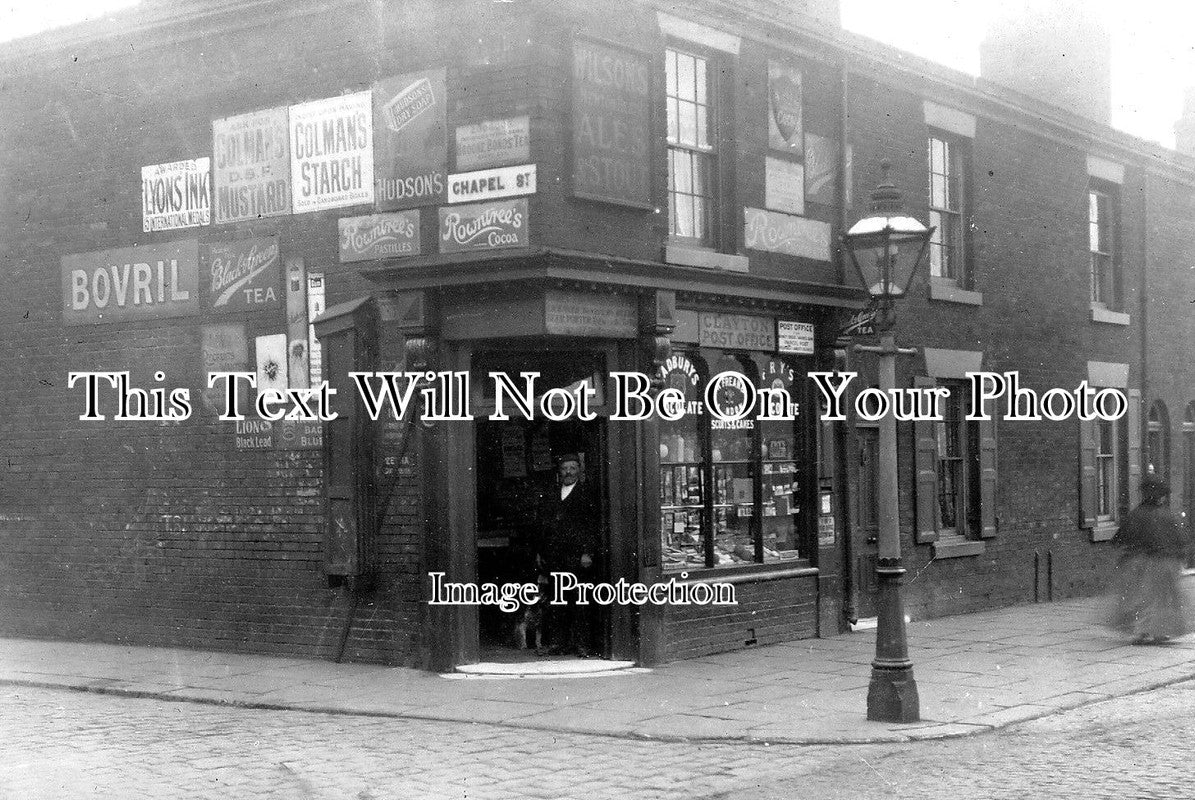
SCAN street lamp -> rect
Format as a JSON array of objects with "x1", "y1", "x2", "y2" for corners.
[{"x1": 842, "y1": 160, "x2": 934, "y2": 723}]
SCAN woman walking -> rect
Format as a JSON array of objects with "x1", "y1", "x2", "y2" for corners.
[{"x1": 1108, "y1": 475, "x2": 1191, "y2": 644}]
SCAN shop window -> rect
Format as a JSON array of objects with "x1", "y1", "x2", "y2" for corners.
[
  {"x1": 1146, "y1": 401, "x2": 1170, "y2": 480},
  {"x1": 927, "y1": 132, "x2": 969, "y2": 285},
  {"x1": 665, "y1": 47, "x2": 719, "y2": 247},
  {"x1": 658, "y1": 349, "x2": 810, "y2": 571},
  {"x1": 1088, "y1": 182, "x2": 1120, "y2": 309}
]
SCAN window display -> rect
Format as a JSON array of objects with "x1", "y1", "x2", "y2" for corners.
[{"x1": 659, "y1": 348, "x2": 811, "y2": 571}]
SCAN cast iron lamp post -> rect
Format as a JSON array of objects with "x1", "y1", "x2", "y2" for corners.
[{"x1": 841, "y1": 161, "x2": 934, "y2": 723}]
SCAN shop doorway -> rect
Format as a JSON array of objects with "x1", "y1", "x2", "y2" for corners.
[
  {"x1": 475, "y1": 417, "x2": 606, "y2": 660},
  {"x1": 470, "y1": 345, "x2": 611, "y2": 662}
]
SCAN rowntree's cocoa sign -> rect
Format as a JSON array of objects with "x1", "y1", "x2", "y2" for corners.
[{"x1": 438, "y1": 199, "x2": 528, "y2": 253}]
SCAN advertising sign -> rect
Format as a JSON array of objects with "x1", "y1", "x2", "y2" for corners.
[
  {"x1": 768, "y1": 61, "x2": 803, "y2": 157},
  {"x1": 289, "y1": 91, "x2": 374, "y2": 213},
  {"x1": 200, "y1": 323, "x2": 249, "y2": 415},
  {"x1": 571, "y1": 38, "x2": 652, "y2": 208},
  {"x1": 803, "y1": 133, "x2": 839, "y2": 207},
  {"x1": 212, "y1": 107, "x2": 291, "y2": 224},
  {"x1": 338, "y1": 211, "x2": 421, "y2": 262},
  {"x1": 447, "y1": 164, "x2": 536, "y2": 204},
  {"x1": 744, "y1": 207, "x2": 831, "y2": 261},
  {"x1": 438, "y1": 198, "x2": 528, "y2": 253},
  {"x1": 765, "y1": 156, "x2": 804, "y2": 216},
  {"x1": 373, "y1": 69, "x2": 448, "y2": 210},
  {"x1": 255, "y1": 333, "x2": 289, "y2": 393},
  {"x1": 62, "y1": 239, "x2": 200, "y2": 326},
  {"x1": 142, "y1": 159, "x2": 211, "y2": 232},
  {"x1": 778, "y1": 320, "x2": 815, "y2": 355},
  {"x1": 455, "y1": 116, "x2": 530, "y2": 171},
  {"x1": 205, "y1": 236, "x2": 281, "y2": 313}
]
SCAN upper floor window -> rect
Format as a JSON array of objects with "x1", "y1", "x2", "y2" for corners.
[
  {"x1": 927, "y1": 133, "x2": 967, "y2": 283},
  {"x1": 1088, "y1": 184, "x2": 1120, "y2": 308},
  {"x1": 666, "y1": 47, "x2": 716, "y2": 246}
]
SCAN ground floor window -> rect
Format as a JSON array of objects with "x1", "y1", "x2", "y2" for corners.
[{"x1": 658, "y1": 348, "x2": 812, "y2": 571}]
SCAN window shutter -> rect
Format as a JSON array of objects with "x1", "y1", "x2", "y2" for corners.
[
  {"x1": 1078, "y1": 418, "x2": 1097, "y2": 529},
  {"x1": 977, "y1": 415, "x2": 997, "y2": 538},
  {"x1": 913, "y1": 376, "x2": 939, "y2": 544},
  {"x1": 1126, "y1": 388, "x2": 1142, "y2": 509}
]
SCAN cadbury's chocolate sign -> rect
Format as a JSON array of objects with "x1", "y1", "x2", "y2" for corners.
[
  {"x1": 339, "y1": 211, "x2": 421, "y2": 262},
  {"x1": 438, "y1": 199, "x2": 527, "y2": 253}
]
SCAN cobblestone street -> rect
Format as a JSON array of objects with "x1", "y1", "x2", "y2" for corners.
[{"x1": 5, "y1": 679, "x2": 1195, "y2": 799}]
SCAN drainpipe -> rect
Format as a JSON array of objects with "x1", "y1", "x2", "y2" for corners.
[
  {"x1": 1138, "y1": 171, "x2": 1149, "y2": 465},
  {"x1": 837, "y1": 60, "x2": 858, "y2": 623}
]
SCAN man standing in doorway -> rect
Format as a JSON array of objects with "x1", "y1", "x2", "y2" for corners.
[{"x1": 538, "y1": 453, "x2": 600, "y2": 657}]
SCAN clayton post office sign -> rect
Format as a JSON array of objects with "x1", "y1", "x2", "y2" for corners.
[
  {"x1": 289, "y1": 91, "x2": 374, "y2": 213},
  {"x1": 142, "y1": 158, "x2": 211, "y2": 232},
  {"x1": 212, "y1": 107, "x2": 292, "y2": 224},
  {"x1": 62, "y1": 239, "x2": 200, "y2": 325}
]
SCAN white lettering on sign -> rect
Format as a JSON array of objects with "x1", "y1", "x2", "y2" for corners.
[
  {"x1": 447, "y1": 164, "x2": 536, "y2": 203},
  {"x1": 62, "y1": 240, "x2": 201, "y2": 325},
  {"x1": 289, "y1": 91, "x2": 375, "y2": 213},
  {"x1": 743, "y1": 207, "x2": 831, "y2": 261}
]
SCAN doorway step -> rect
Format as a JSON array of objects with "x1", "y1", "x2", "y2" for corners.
[{"x1": 444, "y1": 659, "x2": 641, "y2": 679}]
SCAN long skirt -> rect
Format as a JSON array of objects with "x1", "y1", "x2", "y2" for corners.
[{"x1": 1106, "y1": 552, "x2": 1189, "y2": 641}]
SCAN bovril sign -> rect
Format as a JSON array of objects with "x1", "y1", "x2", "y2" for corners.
[
  {"x1": 438, "y1": 198, "x2": 528, "y2": 253},
  {"x1": 62, "y1": 240, "x2": 200, "y2": 326}
]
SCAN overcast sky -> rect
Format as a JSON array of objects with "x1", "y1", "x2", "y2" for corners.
[{"x1": 2, "y1": 0, "x2": 1192, "y2": 147}]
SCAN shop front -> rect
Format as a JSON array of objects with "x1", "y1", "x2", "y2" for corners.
[{"x1": 348, "y1": 254, "x2": 854, "y2": 671}]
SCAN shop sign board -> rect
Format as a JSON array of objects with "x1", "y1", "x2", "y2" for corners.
[
  {"x1": 438, "y1": 198, "x2": 528, "y2": 253},
  {"x1": 205, "y1": 235, "x2": 282, "y2": 313},
  {"x1": 373, "y1": 69, "x2": 447, "y2": 210},
  {"x1": 744, "y1": 207, "x2": 831, "y2": 261},
  {"x1": 570, "y1": 37, "x2": 652, "y2": 208},
  {"x1": 447, "y1": 164, "x2": 536, "y2": 204},
  {"x1": 699, "y1": 312, "x2": 776, "y2": 351},
  {"x1": 544, "y1": 290, "x2": 637, "y2": 338},
  {"x1": 62, "y1": 239, "x2": 200, "y2": 326},
  {"x1": 338, "y1": 211, "x2": 421, "y2": 262},
  {"x1": 764, "y1": 156, "x2": 804, "y2": 216},
  {"x1": 455, "y1": 116, "x2": 530, "y2": 171},
  {"x1": 778, "y1": 320, "x2": 815, "y2": 355},
  {"x1": 200, "y1": 323, "x2": 248, "y2": 415},
  {"x1": 804, "y1": 132, "x2": 839, "y2": 207},
  {"x1": 768, "y1": 61, "x2": 803, "y2": 156},
  {"x1": 142, "y1": 158, "x2": 211, "y2": 232},
  {"x1": 212, "y1": 106, "x2": 291, "y2": 224},
  {"x1": 289, "y1": 91, "x2": 374, "y2": 213}
]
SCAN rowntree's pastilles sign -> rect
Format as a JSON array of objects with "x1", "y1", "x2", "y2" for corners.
[
  {"x1": 438, "y1": 199, "x2": 527, "y2": 253},
  {"x1": 571, "y1": 38, "x2": 651, "y2": 208},
  {"x1": 339, "y1": 211, "x2": 421, "y2": 262},
  {"x1": 212, "y1": 107, "x2": 291, "y2": 224},
  {"x1": 373, "y1": 69, "x2": 448, "y2": 210},
  {"x1": 142, "y1": 159, "x2": 211, "y2": 232},
  {"x1": 289, "y1": 91, "x2": 374, "y2": 213},
  {"x1": 204, "y1": 236, "x2": 282, "y2": 313},
  {"x1": 62, "y1": 239, "x2": 200, "y2": 325}
]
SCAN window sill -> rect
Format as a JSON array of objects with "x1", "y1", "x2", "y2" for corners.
[
  {"x1": 931, "y1": 537, "x2": 985, "y2": 559},
  {"x1": 1089, "y1": 304, "x2": 1129, "y2": 326},
  {"x1": 665, "y1": 244, "x2": 749, "y2": 273},
  {"x1": 664, "y1": 561, "x2": 817, "y2": 585},
  {"x1": 1090, "y1": 522, "x2": 1118, "y2": 542},
  {"x1": 928, "y1": 280, "x2": 983, "y2": 306}
]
